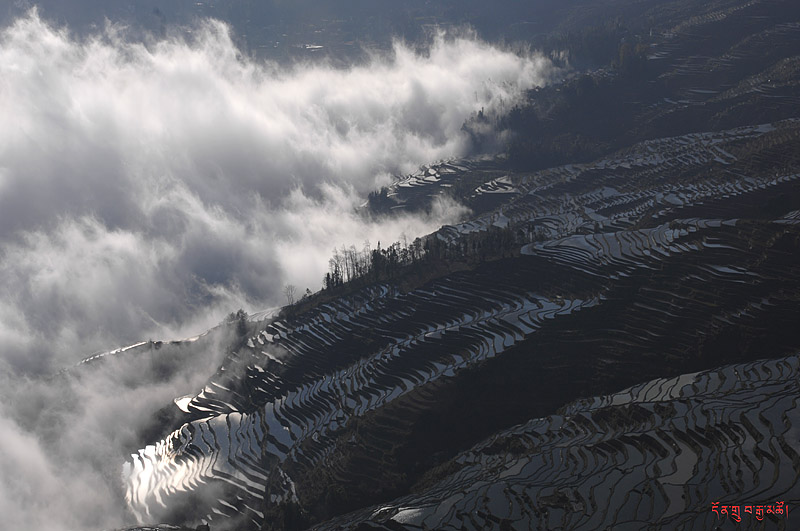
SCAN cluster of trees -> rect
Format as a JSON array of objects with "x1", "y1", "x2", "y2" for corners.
[
  {"x1": 322, "y1": 238, "x2": 425, "y2": 290},
  {"x1": 616, "y1": 41, "x2": 649, "y2": 75},
  {"x1": 423, "y1": 225, "x2": 519, "y2": 262},
  {"x1": 366, "y1": 187, "x2": 394, "y2": 215},
  {"x1": 502, "y1": 51, "x2": 663, "y2": 172},
  {"x1": 321, "y1": 223, "x2": 539, "y2": 292},
  {"x1": 544, "y1": 18, "x2": 630, "y2": 69},
  {"x1": 225, "y1": 309, "x2": 249, "y2": 336},
  {"x1": 282, "y1": 284, "x2": 313, "y2": 305}
]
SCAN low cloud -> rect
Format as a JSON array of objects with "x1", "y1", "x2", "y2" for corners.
[
  {"x1": 0, "y1": 329, "x2": 233, "y2": 530},
  {"x1": 0, "y1": 10, "x2": 553, "y2": 528},
  {"x1": 0, "y1": 11, "x2": 553, "y2": 372}
]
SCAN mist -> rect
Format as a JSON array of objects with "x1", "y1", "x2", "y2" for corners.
[
  {"x1": 0, "y1": 329, "x2": 238, "y2": 531},
  {"x1": 0, "y1": 9, "x2": 554, "y2": 529}
]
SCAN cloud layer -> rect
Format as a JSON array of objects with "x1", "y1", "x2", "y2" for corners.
[
  {"x1": 1, "y1": 12, "x2": 553, "y2": 374},
  {"x1": 0, "y1": 12, "x2": 552, "y2": 527}
]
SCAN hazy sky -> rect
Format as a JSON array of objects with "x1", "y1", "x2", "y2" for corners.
[{"x1": 0, "y1": 10, "x2": 554, "y2": 528}]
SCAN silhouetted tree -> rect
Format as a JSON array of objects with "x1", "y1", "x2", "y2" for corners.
[
  {"x1": 283, "y1": 284, "x2": 296, "y2": 305},
  {"x1": 227, "y1": 309, "x2": 248, "y2": 336}
]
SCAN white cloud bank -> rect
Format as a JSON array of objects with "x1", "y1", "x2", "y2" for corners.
[
  {"x1": 0, "y1": 11, "x2": 553, "y2": 527},
  {"x1": 0, "y1": 11, "x2": 553, "y2": 373}
]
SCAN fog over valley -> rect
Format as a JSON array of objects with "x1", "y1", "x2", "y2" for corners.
[
  {"x1": 0, "y1": 10, "x2": 553, "y2": 530},
  {"x1": 3, "y1": 1, "x2": 800, "y2": 529},
  {"x1": 0, "y1": 10, "x2": 553, "y2": 374}
]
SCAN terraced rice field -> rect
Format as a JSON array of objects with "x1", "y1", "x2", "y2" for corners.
[
  {"x1": 125, "y1": 131, "x2": 800, "y2": 529},
  {"x1": 112, "y1": 2, "x2": 800, "y2": 526},
  {"x1": 319, "y1": 353, "x2": 799, "y2": 530}
]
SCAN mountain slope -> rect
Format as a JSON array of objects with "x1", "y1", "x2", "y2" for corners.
[{"x1": 93, "y1": 0, "x2": 800, "y2": 528}]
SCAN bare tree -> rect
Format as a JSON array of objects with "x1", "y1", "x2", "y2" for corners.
[{"x1": 283, "y1": 284, "x2": 296, "y2": 305}]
